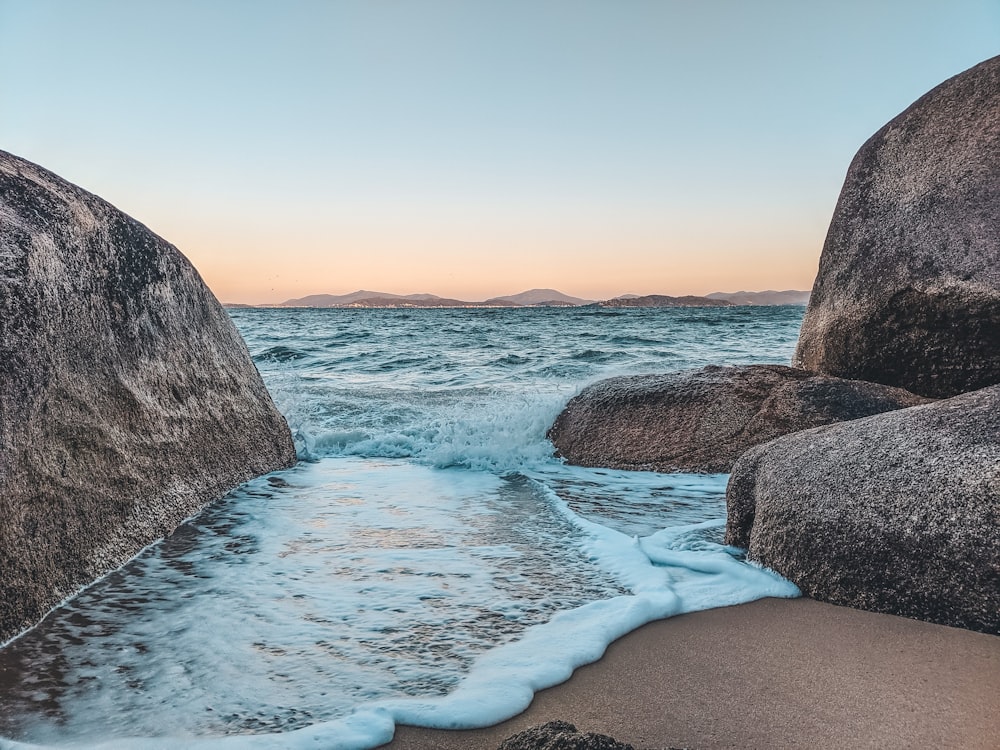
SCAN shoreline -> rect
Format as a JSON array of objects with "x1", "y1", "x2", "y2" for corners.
[{"x1": 380, "y1": 597, "x2": 1000, "y2": 749}]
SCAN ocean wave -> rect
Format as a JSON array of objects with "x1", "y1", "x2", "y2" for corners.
[
  {"x1": 493, "y1": 354, "x2": 531, "y2": 366},
  {"x1": 291, "y1": 392, "x2": 569, "y2": 473},
  {"x1": 569, "y1": 349, "x2": 618, "y2": 362},
  {"x1": 607, "y1": 335, "x2": 664, "y2": 346},
  {"x1": 252, "y1": 345, "x2": 311, "y2": 363}
]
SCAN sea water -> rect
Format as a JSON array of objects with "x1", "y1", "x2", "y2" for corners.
[{"x1": 0, "y1": 306, "x2": 804, "y2": 749}]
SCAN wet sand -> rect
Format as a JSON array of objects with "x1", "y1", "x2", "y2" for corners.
[{"x1": 380, "y1": 597, "x2": 1000, "y2": 749}]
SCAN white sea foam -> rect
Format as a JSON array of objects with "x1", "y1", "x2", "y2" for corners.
[
  {"x1": 1, "y1": 460, "x2": 798, "y2": 750},
  {"x1": 289, "y1": 388, "x2": 572, "y2": 473}
]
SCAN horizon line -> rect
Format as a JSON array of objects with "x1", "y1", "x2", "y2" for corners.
[{"x1": 222, "y1": 287, "x2": 812, "y2": 308}]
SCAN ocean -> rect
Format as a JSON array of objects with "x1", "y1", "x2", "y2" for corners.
[{"x1": 0, "y1": 306, "x2": 804, "y2": 750}]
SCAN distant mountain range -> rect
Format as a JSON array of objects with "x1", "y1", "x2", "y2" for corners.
[
  {"x1": 598, "y1": 294, "x2": 732, "y2": 308},
  {"x1": 281, "y1": 290, "x2": 455, "y2": 307},
  {"x1": 280, "y1": 288, "x2": 596, "y2": 308},
  {"x1": 706, "y1": 290, "x2": 811, "y2": 305},
  {"x1": 266, "y1": 288, "x2": 810, "y2": 309}
]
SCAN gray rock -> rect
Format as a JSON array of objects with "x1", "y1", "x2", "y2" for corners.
[
  {"x1": 725, "y1": 385, "x2": 1000, "y2": 634},
  {"x1": 548, "y1": 365, "x2": 928, "y2": 473},
  {"x1": 497, "y1": 721, "x2": 635, "y2": 750},
  {"x1": 793, "y1": 55, "x2": 1000, "y2": 398},
  {"x1": 0, "y1": 149, "x2": 296, "y2": 642}
]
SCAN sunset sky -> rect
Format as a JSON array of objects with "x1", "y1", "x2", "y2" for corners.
[{"x1": 2, "y1": 1, "x2": 998, "y2": 304}]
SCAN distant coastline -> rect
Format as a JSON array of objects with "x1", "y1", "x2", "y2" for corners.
[{"x1": 223, "y1": 288, "x2": 810, "y2": 309}]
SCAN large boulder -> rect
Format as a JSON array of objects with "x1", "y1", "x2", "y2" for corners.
[
  {"x1": 548, "y1": 365, "x2": 928, "y2": 473},
  {"x1": 794, "y1": 55, "x2": 1000, "y2": 399},
  {"x1": 725, "y1": 385, "x2": 1000, "y2": 634},
  {"x1": 0, "y1": 149, "x2": 296, "y2": 642}
]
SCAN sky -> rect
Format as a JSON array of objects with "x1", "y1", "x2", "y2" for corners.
[{"x1": 1, "y1": 1, "x2": 999, "y2": 304}]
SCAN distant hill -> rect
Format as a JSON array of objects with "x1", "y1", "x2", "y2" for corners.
[
  {"x1": 282, "y1": 290, "x2": 402, "y2": 306},
  {"x1": 598, "y1": 294, "x2": 732, "y2": 308},
  {"x1": 707, "y1": 290, "x2": 810, "y2": 305},
  {"x1": 279, "y1": 290, "x2": 521, "y2": 308},
  {"x1": 333, "y1": 295, "x2": 500, "y2": 308},
  {"x1": 485, "y1": 288, "x2": 595, "y2": 306},
  {"x1": 281, "y1": 288, "x2": 592, "y2": 307}
]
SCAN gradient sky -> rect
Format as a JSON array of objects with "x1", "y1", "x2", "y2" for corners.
[{"x1": 2, "y1": 1, "x2": 999, "y2": 303}]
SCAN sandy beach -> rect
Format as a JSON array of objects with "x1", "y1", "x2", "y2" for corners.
[{"x1": 381, "y1": 597, "x2": 1000, "y2": 750}]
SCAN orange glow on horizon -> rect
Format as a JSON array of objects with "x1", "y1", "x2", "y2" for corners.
[{"x1": 157, "y1": 209, "x2": 823, "y2": 305}]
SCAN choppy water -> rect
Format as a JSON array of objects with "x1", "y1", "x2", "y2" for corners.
[{"x1": 0, "y1": 306, "x2": 804, "y2": 749}]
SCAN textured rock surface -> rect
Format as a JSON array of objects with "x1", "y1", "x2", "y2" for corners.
[
  {"x1": 548, "y1": 365, "x2": 928, "y2": 473},
  {"x1": 0, "y1": 149, "x2": 296, "y2": 642},
  {"x1": 496, "y1": 721, "x2": 635, "y2": 750},
  {"x1": 794, "y1": 55, "x2": 1000, "y2": 398},
  {"x1": 725, "y1": 385, "x2": 1000, "y2": 634}
]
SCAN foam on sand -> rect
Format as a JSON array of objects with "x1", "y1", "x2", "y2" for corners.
[{"x1": 0, "y1": 461, "x2": 797, "y2": 750}]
